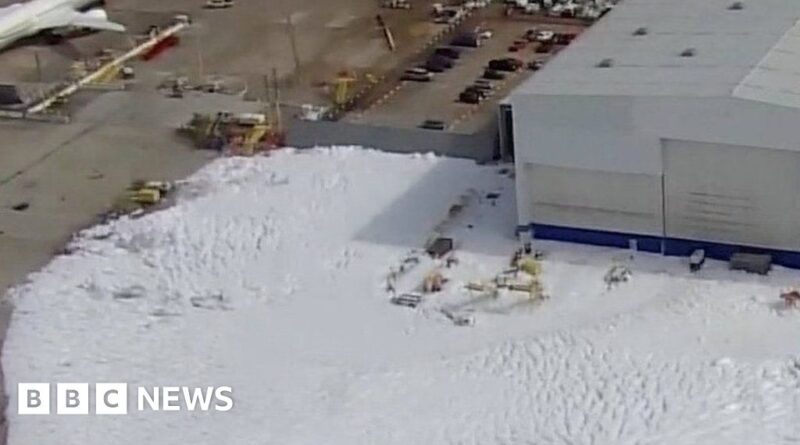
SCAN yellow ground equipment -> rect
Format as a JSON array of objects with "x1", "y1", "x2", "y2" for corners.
[
  {"x1": 518, "y1": 257, "x2": 542, "y2": 277},
  {"x1": 129, "y1": 188, "x2": 161, "y2": 205},
  {"x1": 334, "y1": 71, "x2": 357, "y2": 106},
  {"x1": 127, "y1": 180, "x2": 172, "y2": 206},
  {"x1": 180, "y1": 111, "x2": 284, "y2": 154},
  {"x1": 422, "y1": 269, "x2": 445, "y2": 293}
]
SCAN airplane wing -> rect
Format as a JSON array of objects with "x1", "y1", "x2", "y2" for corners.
[
  {"x1": 0, "y1": 3, "x2": 21, "y2": 16},
  {"x1": 34, "y1": 8, "x2": 126, "y2": 33},
  {"x1": 63, "y1": 12, "x2": 126, "y2": 32}
]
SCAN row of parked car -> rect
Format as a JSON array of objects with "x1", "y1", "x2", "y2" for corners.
[
  {"x1": 401, "y1": 26, "x2": 495, "y2": 82},
  {"x1": 458, "y1": 57, "x2": 525, "y2": 104},
  {"x1": 400, "y1": 46, "x2": 464, "y2": 82}
]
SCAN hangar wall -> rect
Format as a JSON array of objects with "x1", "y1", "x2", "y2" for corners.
[
  {"x1": 511, "y1": 93, "x2": 800, "y2": 262},
  {"x1": 519, "y1": 163, "x2": 663, "y2": 236},
  {"x1": 663, "y1": 139, "x2": 800, "y2": 251}
]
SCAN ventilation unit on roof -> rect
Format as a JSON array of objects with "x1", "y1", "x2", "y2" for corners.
[
  {"x1": 680, "y1": 48, "x2": 697, "y2": 57},
  {"x1": 596, "y1": 58, "x2": 614, "y2": 68},
  {"x1": 728, "y1": 1, "x2": 744, "y2": 10},
  {"x1": 633, "y1": 27, "x2": 648, "y2": 36}
]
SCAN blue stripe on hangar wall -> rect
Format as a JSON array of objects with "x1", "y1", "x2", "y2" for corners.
[{"x1": 517, "y1": 223, "x2": 800, "y2": 269}]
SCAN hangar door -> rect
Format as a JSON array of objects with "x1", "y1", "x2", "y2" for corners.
[{"x1": 663, "y1": 139, "x2": 800, "y2": 250}]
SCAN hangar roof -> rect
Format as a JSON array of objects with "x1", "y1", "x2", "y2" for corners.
[{"x1": 513, "y1": 0, "x2": 800, "y2": 108}]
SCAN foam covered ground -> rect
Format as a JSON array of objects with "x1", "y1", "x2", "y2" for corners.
[{"x1": 5, "y1": 147, "x2": 800, "y2": 444}]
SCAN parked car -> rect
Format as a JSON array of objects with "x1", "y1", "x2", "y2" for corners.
[
  {"x1": 429, "y1": 54, "x2": 455, "y2": 68},
  {"x1": 508, "y1": 40, "x2": 527, "y2": 52},
  {"x1": 482, "y1": 68, "x2": 506, "y2": 80},
  {"x1": 425, "y1": 56, "x2": 453, "y2": 72},
  {"x1": 433, "y1": 6, "x2": 464, "y2": 24},
  {"x1": 204, "y1": 0, "x2": 234, "y2": 8},
  {"x1": 476, "y1": 28, "x2": 493, "y2": 40},
  {"x1": 435, "y1": 47, "x2": 461, "y2": 59},
  {"x1": 463, "y1": 0, "x2": 489, "y2": 9},
  {"x1": 524, "y1": 27, "x2": 539, "y2": 42},
  {"x1": 470, "y1": 82, "x2": 495, "y2": 94},
  {"x1": 527, "y1": 60, "x2": 544, "y2": 71},
  {"x1": 523, "y1": 3, "x2": 541, "y2": 14},
  {"x1": 535, "y1": 30, "x2": 555, "y2": 42},
  {"x1": 451, "y1": 32, "x2": 481, "y2": 48},
  {"x1": 536, "y1": 41, "x2": 554, "y2": 53},
  {"x1": 382, "y1": 0, "x2": 411, "y2": 9},
  {"x1": 474, "y1": 78, "x2": 494, "y2": 88},
  {"x1": 554, "y1": 32, "x2": 577, "y2": 45},
  {"x1": 464, "y1": 86, "x2": 490, "y2": 99},
  {"x1": 419, "y1": 119, "x2": 446, "y2": 130},
  {"x1": 458, "y1": 90, "x2": 482, "y2": 104},
  {"x1": 401, "y1": 71, "x2": 433, "y2": 82},
  {"x1": 405, "y1": 67, "x2": 429, "y2": 76},
  {"x1": 425, "y1": 61, "x2": 446, "y2": 73},
  {"x1": 488, "y1": 57, "x2": 523, "y2": 72}
]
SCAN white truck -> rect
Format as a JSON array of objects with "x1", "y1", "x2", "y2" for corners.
[{"x1": 204, "y1": 0, "x2": 234, "y2": 9}]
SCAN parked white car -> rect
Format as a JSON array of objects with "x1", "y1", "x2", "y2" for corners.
[
  {"x1": 536, "y1": 30, "x2": 555, "y2": 42},
  {"x1": 464, "y1": 0, "x2": 490, "y2": 9},
  {"x1": 524, "y1": 3, "x2": 541, "y2": 13},
  {"x1": 475, "y1": 27, "x2": 493, "y2": 40},
  {"x1": 204, "y1": 0, "x2": 234, "y2": 9}
]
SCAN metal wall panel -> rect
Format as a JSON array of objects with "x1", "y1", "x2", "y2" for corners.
[
  {"x1": 663, "y1": 139, "x2": 800, "y2": 250},
  {"x1": 522, "y1": 163, "x2": 664, "y2": 236}
]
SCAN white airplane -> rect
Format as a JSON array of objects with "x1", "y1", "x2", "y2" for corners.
[{"x1": 0, "y1": 0, "x2": 125, "y2": 50}]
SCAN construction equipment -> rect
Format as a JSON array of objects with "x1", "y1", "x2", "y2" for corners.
[
  {"x1": 466, "y1": 281, "x2": 489, "y2": 292},
  {"x1": 422, "y1": 269, "x2": 446, "y2": 293},
  {"x1": 781, "y1": 289, "x2": 800, "y2": 308},
  {"x1": 129, "y1": 188, "x2": 161, "y2": 205},
  {"x1": 426, "y1": 237, "x2": 454, "y2": 258},
  {"x1": 127, "y1": 180, "x2": 172, "y2": 206},
  {"x1": 391, "y1": 293, "x2": 422, "y2": 308},
  {"x1": 440, "y1": 308, "x2": 474, "y2": 326},
  {"x1": 333, "y1": 71, "x2": 357, "y2": 106},
  {"x1": 604, "y1": 264, "x2": 632, "y2": 289},
  {"x1": 730, "y1": 253, "x2": 772, "y2": 275},
  {"x1": 509, "y1": 280, "x2": 546, "y2": 300},
  {"x1": 167, "y1": 76, "x2": 189, "y2": 98},
  {"x1": 120, "y1": 66, "x2": 135, "y2": 79},
  {"x1": 689, "y1": 249, "x2": 706, "y2": 272},
  {"x1": 180, "y1": 109, "x2": 283, "y2": 154},
  {"x1": 178, "y1": 69, "x2": 284, "y2": 155},
  {"x1": 518, "y1": 257, "x2": 542, "y2": 277},
  {"x1": 227, "y1": 121, "x2": 270, "y2": 156}
]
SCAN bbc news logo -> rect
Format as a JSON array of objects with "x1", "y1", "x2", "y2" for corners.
[{"x1": 18, "y1": 383, "x2": 233, "y2": 415}]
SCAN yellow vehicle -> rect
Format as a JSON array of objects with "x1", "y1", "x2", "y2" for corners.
[{"x1": 129, "y1": 188, "x2": 161, "y2": 205}]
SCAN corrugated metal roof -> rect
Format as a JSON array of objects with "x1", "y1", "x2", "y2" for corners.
[{"x1": 513, "y1": 0, "x2": 800, "y2": 102}]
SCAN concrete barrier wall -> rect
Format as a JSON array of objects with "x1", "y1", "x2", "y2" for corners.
[{"x1": 286, "y1": 118, "x2": 499, "y2": 162}]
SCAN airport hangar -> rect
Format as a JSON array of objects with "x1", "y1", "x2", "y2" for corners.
[{"x1": 507, "y1": 0, "x2": 800, "y2": 268}]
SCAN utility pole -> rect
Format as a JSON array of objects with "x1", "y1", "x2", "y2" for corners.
[
  {"x1": 272, "y1": 67, "x2": 282, "y2": 132},
  {"x1": 195, "y1": 27, "x2": 205, "y2": 82},
  {"x1": 263, "y1": 69, "x2": 282, "y2": 132},
  {"x1": 34, "y1": 51, "x2": 42, "y2": 83},
  {"x1": 286, "y1": 12, "x2": 301, "y2": 76}
]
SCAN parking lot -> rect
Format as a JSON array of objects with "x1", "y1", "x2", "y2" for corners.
[{"x1": 344, "y1": 7, "x2": 587, "y2": 132}]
